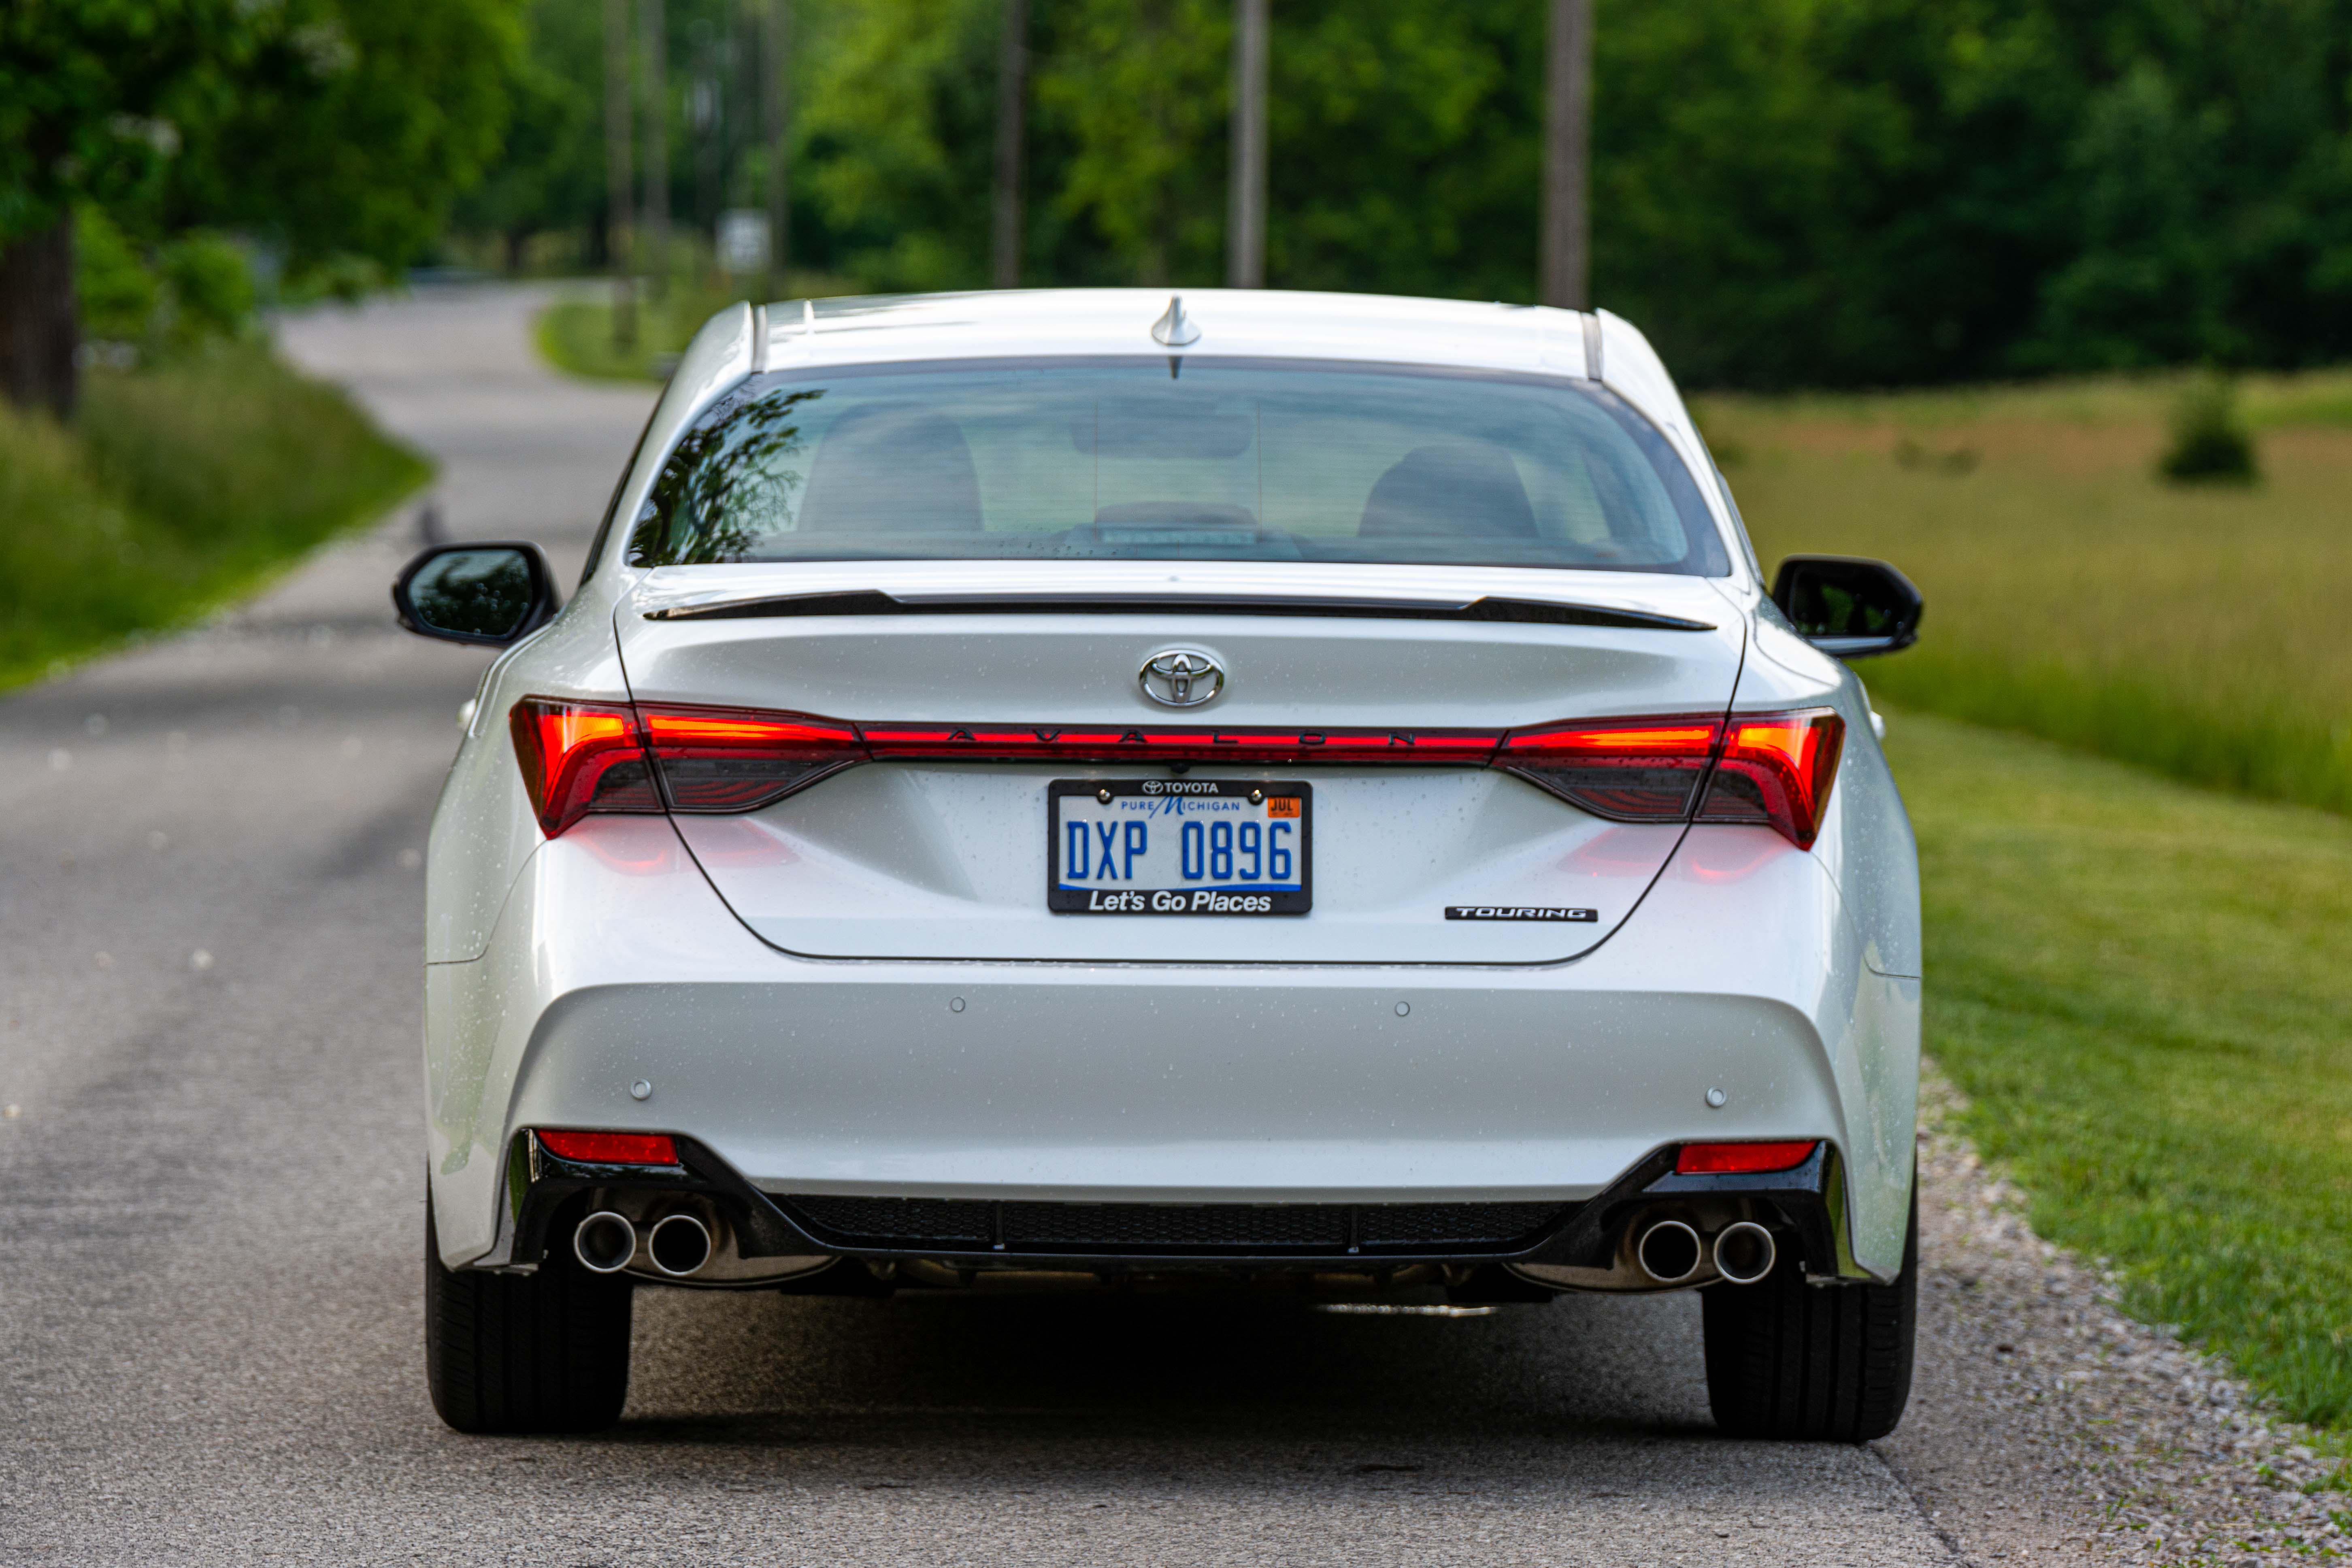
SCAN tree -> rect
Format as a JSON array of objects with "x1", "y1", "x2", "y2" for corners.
[
  {"x1": 1228, "y1": 0, "x2": 1267, "y2": 287},
  {"x1": 1540, "y1": 0, "x2": 1590, "y2": 308},
  {"x1": 991, "y1": 0, "x2": 1028, "y2": 287},
  {"x1": 0, "y1": 0, "x2": 526, "y2": 416},
  {"x1": 0, "y1": 0, "x2": 268, "y2": 414}
]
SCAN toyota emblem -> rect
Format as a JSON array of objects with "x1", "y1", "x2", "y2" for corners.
[{"x1": 1139, "y1": 649, "x2": 1225, "y2": 707}]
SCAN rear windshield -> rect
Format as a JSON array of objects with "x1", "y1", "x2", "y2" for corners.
[{"x1": 627, "y1": 358, "x2": 1730, "y2": 575}]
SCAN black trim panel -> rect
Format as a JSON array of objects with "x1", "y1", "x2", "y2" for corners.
[
  {"x1": 493, "y1": 1134, "x2": 1847, "y2": 1278},
  {"x1": 642, "y1": 589, "x2": 1713, "y2": 632}
]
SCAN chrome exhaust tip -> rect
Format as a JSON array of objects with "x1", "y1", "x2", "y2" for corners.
[
  {"x1": 646, "y1": 1212, "x2": 714, "y2": 1278},
  {"x1": 574, "y1": 1211, "x2": 637, "y2": 1274},
  {"x1": 1712, "y1": 1221, "x2": 1777, "y2": 1285},
  {"x1": 1635, "y1": 1219, "x2": 1704, "y2": 1285}
]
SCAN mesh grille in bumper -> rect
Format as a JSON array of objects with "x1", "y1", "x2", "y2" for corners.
[{"x1": 783, "y1": 1195, "x2": 1573, "y2": 1255}]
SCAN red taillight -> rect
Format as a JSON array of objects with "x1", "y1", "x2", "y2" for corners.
[
  {"x1": 1496, "y1": 719, "x2": 1722, "y2": 821},
  {"x1": 858, "y1": 723, "x2": 1504, "y2": 765},
  {"x1": 506, "y1": 697, "x2": 1843, "y2": 851},
  {"x1": 1694, "y1": 710, "x2": 1844, "y2": 849},
  {"x1": 536, "y1": 1129, "x2": 681, "y2": 1166},
  {"x1": 509, "y1": 698, "x2": 660, "y2": 837},
  {"x1": 1675, "y1": 1140, "x2": 1819, "y2": 1174},
  {"x1": 638, "y1": 704, "x2": 865, "y2": 812}
]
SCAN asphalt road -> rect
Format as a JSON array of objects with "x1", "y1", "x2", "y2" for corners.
[{"x1": 0, "y1": 287, "x2": 2055, "y2": 1566}]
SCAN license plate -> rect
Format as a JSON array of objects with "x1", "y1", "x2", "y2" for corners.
[{"x1": 1048, "y1": 779, "x2": 1312, "y2": 915}]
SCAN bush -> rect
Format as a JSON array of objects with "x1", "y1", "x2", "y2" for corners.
[
  {"x1": 74, "y1": 209, "x2": 161, "y2": 345},
  {"x1": 0, "y1": 345, "x2": 429, "y2": 687},
  {"x1": 72, "y1": 207, "x2": 262, "y2": 360},
  {"x1": 2159, "y1": 373, "x2": 2259, "y2": 485}
]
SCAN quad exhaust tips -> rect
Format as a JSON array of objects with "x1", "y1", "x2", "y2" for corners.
[
  {"x1": 1712, "y1": 1221, "x2": 1777, "y2": 1285},
  {"x1": 1633, "y1": 1217, "x2": 1779, "y2": 1286},
  {"x1": 646, "y1": 1213, "x2": 714, "y2": 1277},
  {"x1": 574, "y1": 1211, "x2": 636, "y2": 1274},
  {"x1": 572, "y1": 1209, "x2": 718, "y2": 1277}
]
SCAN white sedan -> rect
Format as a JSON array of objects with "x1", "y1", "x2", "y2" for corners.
[{"x1": 394, "y1": 288, "x2": 1925, "y2": 1440}]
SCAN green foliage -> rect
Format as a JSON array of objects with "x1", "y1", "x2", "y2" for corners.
[
  {"x1": 528, "y1": 0, "x2": 2352, "y2": 386},
  {"x1": 0, "y1": 345, "x2": 428, "y2": 686},
  {"x1": 4, "y1": 0, "x2": 526, "y2": 291},
  {"x1": 74, "y1": 208, "x2": 160, "y2": 343},
  {"x1": 1041, "y1": 0, "x2": 1232, "y2": 287},
  {"x1": 74, "y1": 206, "x2": 258, "y2": 353},
  {"x1": 1893, "y1": 708, "x2": 2352, "y2": 1426},
  {"x1": 451, "y1": 0, "x2": 606, "y2": 261},
  {"x1": 166, "y1": 0, "x2": 528, "y2": 283},
  {"x1": 2160, "y1": 372, "x2": 2259, "y2": 484},
  {"x1": 0, "y1": 0, "x2": 268, "y2": 238}
]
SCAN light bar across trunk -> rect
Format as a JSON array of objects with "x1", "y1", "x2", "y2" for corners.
[{"x1": 508, "y1": 697, "x2": 1844, "y2": 848}]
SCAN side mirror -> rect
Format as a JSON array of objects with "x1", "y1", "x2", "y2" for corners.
[
  {"x1": 393, "y1": 543, "x2": 558, "y2": 647},
  {"x1": 1770, "y1": 555, "x2": 1922, "y2": 659}
]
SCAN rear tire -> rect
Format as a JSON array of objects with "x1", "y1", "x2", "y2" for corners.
[
  {"x1": 1700, "y1": 1188, "x2": 1917, "y2": 1441},
  {"x1": 425, "y1": 1193, "x2": 633, "y2": 1434}
]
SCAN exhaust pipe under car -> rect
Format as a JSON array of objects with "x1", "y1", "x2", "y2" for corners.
[
  {"x1": 1635, "y1": 1219, "x2": 1704, "y2": 1284},
  {"x1": 1711, "y1": 1221, "x2": 1777, "y2": 1285},
  {"x1": 574, "y1": 1211, "x2": 637, "y2": 1274},
  {"x1": 646, "y1": 1212, "x2": 714, "y2": 1277}
]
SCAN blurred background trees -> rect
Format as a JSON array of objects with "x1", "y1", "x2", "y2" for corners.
[
  {"x1": 0, "y1": 0, "x2": 522, "y2": 415},
  {"x1": 11, "y1": 0, "x2": 2352, "y2": 402},
  {"x1": 509, "y1": 0, "x2": 2352, "y2": 387}
]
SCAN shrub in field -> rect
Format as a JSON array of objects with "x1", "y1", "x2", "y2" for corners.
[{"x1": 2159, "y1": 373, "x2": 2259, "y2": 485}]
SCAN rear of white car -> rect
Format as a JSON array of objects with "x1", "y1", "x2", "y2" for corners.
[{"x1": 400, "y1": 290, "x2": 1922, "y2": 1441}]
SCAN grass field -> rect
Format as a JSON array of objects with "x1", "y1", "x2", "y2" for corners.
[
  {"x1": 1698, "y1": 375, "x2": 2352, "y2": 815},
  {"x1": 0, "y1": 343, "x2": 429, "y2": 688},
  {"x1": 1704, "y1": 373, "x2": 2352, "y2": 1430},
  {"x1": 1888, "y1": 706, "x2": 2352, "y2": 1428}
]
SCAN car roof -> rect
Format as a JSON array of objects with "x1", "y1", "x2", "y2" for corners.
[{"x1": 761, "y1": 287, "x2": 1574, "y2": 379}]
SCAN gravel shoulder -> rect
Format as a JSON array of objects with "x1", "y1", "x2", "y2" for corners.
[{"x1": 1892, "y1": 1064, "x2": 2349, "y2": 1566}]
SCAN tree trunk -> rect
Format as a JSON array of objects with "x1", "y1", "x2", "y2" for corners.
[
  {"x1": 604, "y1": 0, "x2": 637, "y2": 348},
  {"x1": 1541, "y1": 0, "x2": 1593, "y2": 310},
  {"x1": 0, "y1": 215, "x2": 79, "y2": 418},
  {"x1": 639, "y1": 0, "x2": 671, "y2": 297},
  {"x1": 1226, "y1": 0, "x2": 1269, "y2": 289},
  {"x1": 990, "y1": 0, "x2": 1028, "y2": 289},
  {"x1": 766, "y1": 0, "x2": 793, "y2": 292}
]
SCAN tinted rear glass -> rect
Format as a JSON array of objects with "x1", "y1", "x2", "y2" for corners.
[{"x1": 628, "y1": 358, "x2": 1730, "y2": 575}]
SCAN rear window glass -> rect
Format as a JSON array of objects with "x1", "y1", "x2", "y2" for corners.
[{"x1": 627, "y1": 358, "x2": 1730, "y2": 575}]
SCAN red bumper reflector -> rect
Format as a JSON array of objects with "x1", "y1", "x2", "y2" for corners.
[
  {"x1": 536, "y1": 1130, "x2": 681, "y2": 1166},
  {"x1": 1674, "y1": 1140, "x2": 1820, "y2": 1175}
]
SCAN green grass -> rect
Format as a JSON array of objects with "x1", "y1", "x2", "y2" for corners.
[
  {"x1": 1697, "y1": 376, "x2": 2352, "y2": 814},
  {"x1": 1893, "y1": 704, "x2": 2352, "y2": 1427},
  {"x1": 536, "y1": 272, "x2": 861, "y2": 383},
  {"x1": 0, "y1": 342, "x2": 429, "y2": 687}
]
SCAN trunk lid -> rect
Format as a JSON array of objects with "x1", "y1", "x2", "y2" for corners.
[{"x1": 614, "y1": 562, "x2": 1744, "y2": 964}]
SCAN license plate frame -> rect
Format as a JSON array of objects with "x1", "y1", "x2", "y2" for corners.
[{"x1": 1047, "y1": 779, "x2": 1313, "y2": 915}]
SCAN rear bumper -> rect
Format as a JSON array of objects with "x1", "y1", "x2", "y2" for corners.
[
  {"x1": 498, "y1": 1128, "x2": 1848, "y2": 1283},
  {"x1": 424, "y1": 817, "x2": 1918, "y2": 1279}
]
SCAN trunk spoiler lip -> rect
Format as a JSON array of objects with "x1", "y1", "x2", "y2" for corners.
[{"x1": 638, "y1": 588, "x2": 1714, "y2": 633}]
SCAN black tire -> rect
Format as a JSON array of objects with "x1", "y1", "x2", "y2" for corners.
[
  {"x1": 425, "y1": 1194, "x2": 633, "y2": 1434},
  {"x1": 1701, "y1": 1187, "x2": 1917, "y2": 1442}
]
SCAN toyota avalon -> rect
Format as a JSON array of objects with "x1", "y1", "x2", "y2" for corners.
[{"x1": 394, "y1": 288, "x2": 1925, "y2": 1441}]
